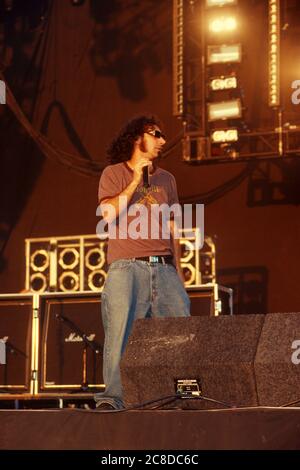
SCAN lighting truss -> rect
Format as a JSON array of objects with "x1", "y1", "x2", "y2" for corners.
[
  {"x1": 172, "y1": 0, "x2": 185, "y2": 116},
  {"x1": 268, "y1": 0, "x2": 280, "y2": 107},
  {"x1": 173, "y1": 0, "x2": 294, "y2": 164}
]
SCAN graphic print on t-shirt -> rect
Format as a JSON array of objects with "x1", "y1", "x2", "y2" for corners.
[{"x1": 134, "y1": 185, "x2": 160, "y2": 206}]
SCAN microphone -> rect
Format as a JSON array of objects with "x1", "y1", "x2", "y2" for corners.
[{"x1": 143, "y1": 165, "x2": 150, "y2": 188}]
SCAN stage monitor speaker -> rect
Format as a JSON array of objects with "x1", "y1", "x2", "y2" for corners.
[
  {"x1": 121, "y1": 315, "x2": 265, "y2": 409},
  {"x1": 0, "y1": 294, "x2": 34, "y2": 394},
  {"x1": 255, "y1": 312, "x2": 300, "y2": 406},
  {"x1": 38, "y1": 292, "x2": 104, "y2": 393}
]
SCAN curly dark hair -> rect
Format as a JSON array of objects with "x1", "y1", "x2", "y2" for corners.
[{"x1": 107, "y1": 114, "x2": 163, "y2": 164}]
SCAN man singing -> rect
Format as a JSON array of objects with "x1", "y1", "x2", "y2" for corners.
[{"x1": 95, "y1": 114, "x2": 190, "y2": 410}]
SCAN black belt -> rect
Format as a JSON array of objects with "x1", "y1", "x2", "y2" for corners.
[{"x1": 135, "y1": 255, "x2": 174, "y2": 264}]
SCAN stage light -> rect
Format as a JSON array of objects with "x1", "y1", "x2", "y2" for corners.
[
  {"x1": 211, "y1": 129, "x2": 238, "y2": 143},
  {"x1": 210, "y1": 75, "x2": 237, "y2": 91},
  {"x1": 208, "y1": 99, "x2": 242, "y2": 121},
  {"x1": 206, "y1": 0, "x2": 237, "y2": 7},
  {"x1": 225, "y1": 146, "x2": 239, "y2": 159},
  {"x1": 207, "y1": 44, "x2": 241, "y2": 64},
  {"x1": 173, "y1": 0, "x2": 184, "y2": 116},
  {"x1": 209, "y1": 16, "x2": 237, "y2": 34},
  {"x1": 268, "y1": 0, "x2": 280, "y2": 107}
]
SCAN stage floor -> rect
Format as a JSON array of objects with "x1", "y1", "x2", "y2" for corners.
[{"x1": 0, "y1": 406, "x2": 300, "y2": 450}]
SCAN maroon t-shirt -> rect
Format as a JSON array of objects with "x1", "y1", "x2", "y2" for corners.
[{"x1": 98, "y1": 162, "x2": 180, "y2": 264}]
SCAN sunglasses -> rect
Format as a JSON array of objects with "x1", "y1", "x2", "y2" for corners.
[{"x1": 146, "y1": 129, "x2": 166, "y2": 140}]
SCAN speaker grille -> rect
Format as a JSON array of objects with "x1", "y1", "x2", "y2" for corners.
[
  {"x1": 0, "y1": 297, "x2": 33, "y2": 392},
  {"x1": 39, "y1": 295, "x2": 104, "y2": 392}
]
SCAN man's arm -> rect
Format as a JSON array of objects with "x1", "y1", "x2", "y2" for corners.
[
  {"x1": 100, "y1": 158, "x2": 151, "y2": 223},
  {"x1": 100, "y1": 179, "x2": 139, "y2": 223}
]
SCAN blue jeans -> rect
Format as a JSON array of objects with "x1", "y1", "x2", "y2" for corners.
[{"x1": 94, "y1": 258, "x2": 190, "y2": 409}]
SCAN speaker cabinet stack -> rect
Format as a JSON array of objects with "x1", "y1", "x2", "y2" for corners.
[
  {"x1": 0, "y1": 292, "x2": 105, "y2": 398},
  {"x1": 37, "y1": 292, "x2": 104, "y2": 394},
  {"x1": 1, "y1": 292, "x2": 300, "y2": 408},
  {"x1": 0, "y1": 294, "x2": 37, "y2": 395},
  {"x1": 0, "y1": 286, "x2": 232, "y2": 400}
]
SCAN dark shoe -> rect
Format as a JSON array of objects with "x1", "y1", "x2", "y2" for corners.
[{"x1": 95, "y1": 402, "x2": 116, "y2": 411}]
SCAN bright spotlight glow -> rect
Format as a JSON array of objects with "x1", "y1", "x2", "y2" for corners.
[
  {"x1": 206, "y1": 0, "x2": 237, "y2": 7},
  {"x1": 209, "y1": 16, "x2": 237, "y2": 33},
  {"x1": 211, "y1": 129, "x2": 238, "y2": 143},
  {"x1": 208, "y1": 99, "x2": 242, "y2": 121},
  {"x1": 210, "y1": 76, "x2": 237, "y2": 91},
  {"x1": 207, "y1": 44, "x2": 241, "y2": 64}
]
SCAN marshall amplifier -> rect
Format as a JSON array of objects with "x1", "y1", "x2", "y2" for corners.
[
  {"x1": 37, "y1": 292, "x2": 104, "y2": 393},
  {"x1": 0, "y1": 294, "x2": 36, "y2": 394}
]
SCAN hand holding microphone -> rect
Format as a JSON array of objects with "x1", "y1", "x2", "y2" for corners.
[
  {"x1": 132, "y1": 158, "x2": 152, "y2": 187},
  {"x1": 142, "y1": 165, "x2": 150, "y2": 188}
]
